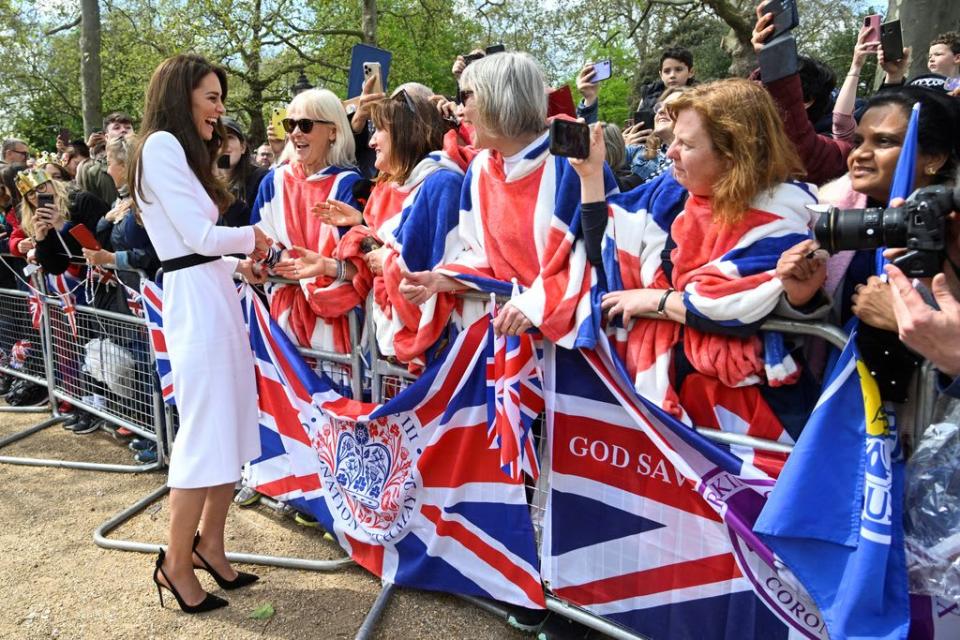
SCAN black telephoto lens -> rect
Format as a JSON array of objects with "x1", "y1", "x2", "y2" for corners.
[{"x1": 814, "y1": 206, "x2": 907, "y2": 253}]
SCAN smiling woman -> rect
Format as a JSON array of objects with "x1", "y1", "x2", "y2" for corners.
[
  {"x1": 128, "y1": 53, "x2": 271, "y2": 615},
  {"x1": 248, "y1": 88, "x2": 363, "y2": 358}
]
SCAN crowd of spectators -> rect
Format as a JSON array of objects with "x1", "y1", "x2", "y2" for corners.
[{"x1": 1, "y1": 5, "x2": 960, "y2": 501}]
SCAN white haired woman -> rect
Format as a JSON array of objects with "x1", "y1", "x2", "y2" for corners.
[
  {"x1": 251, "y1": 88, "x2": 364, "y2": 356},
  {"x1": 400, "y1": 52, "x2": 617, "y2": 345}
]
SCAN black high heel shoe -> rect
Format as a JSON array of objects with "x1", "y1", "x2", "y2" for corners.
[
  {"x1": 192, "y1": 533, "x2": 259, "y2": 590},
  {"x1": 153, "y1": 549, "x2": 228, "y2": 614}
]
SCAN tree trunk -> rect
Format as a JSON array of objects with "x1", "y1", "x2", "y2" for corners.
[
  {"x1": 362, "y1": 0, "x2": 377, "y2": 46},
  {"x1": 885, "y1": 0, "x2": 960, "y2": 80},
  {"x1": 80, "y1": 0, "x2": 102, "y2": 136}
]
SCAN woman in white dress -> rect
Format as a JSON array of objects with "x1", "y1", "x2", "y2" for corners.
[{"x1": 128, "y1": 53, "x2": 271, "y2": 614}]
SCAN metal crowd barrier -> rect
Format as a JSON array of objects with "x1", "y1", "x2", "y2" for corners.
[
  {"x1": 0, "y1": 266, "x2": 51, "y2": 411},
  {"x1": 356, "y1": 295, "x2": 865, "y2": 639},
  {"x1": 0, "y1": 264, "x2": 165, "y2": 472},
  {"x1": 94, "y1": 276, "x2": 359, "y2": 577},
  {"x1": 32, "y1": 266, "x2": 936, "y2": 639}
]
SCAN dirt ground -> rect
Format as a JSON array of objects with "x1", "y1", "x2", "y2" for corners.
[{"x1": 0, "y1": 407, "x2": 529, "y2": 640}]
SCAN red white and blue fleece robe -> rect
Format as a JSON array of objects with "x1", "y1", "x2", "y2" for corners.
[
  {"x1": 600, "y1": 174, "x2": 818, "y2": 475},
  {"x1": 252, "y1": 163, "x2": 363, "y2": 354},
  {"x1": 437, "y1": 131, "x2": 618, "y2": 349},
  {"x1": 336, "y1": 152, "x2": 464, "y2": 371}
]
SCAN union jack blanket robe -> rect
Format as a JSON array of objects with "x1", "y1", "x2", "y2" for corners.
[
  {"x1": 437, "y1": 132, "x2": 617, "y2": 349},
  {"x1": 336, "y1": 153, "x2": 464, "y2": 370},
  {"x1": 600, "y1": 176, "x2": 818, "y2": 471},
  {"x1": 252, "y1": 163, "x2": 363, "y2": 354}
]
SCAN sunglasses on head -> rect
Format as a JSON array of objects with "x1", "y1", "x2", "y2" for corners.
[
  {"x1": 281, "y1": 118, "x2": 333, "y2": 134},
  {"x1": 393, "y1": 89, "x2": 417, "y2": 114}
]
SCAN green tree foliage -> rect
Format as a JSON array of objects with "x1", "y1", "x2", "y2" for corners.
[{"x1": 0, "y1": 0, "x2": 875, "y2": 155}]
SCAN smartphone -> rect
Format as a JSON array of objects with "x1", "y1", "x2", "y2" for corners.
[
  {"x1": 591, "y1": 59, "x2": 612, "y2": 82},
  {"x1": 216, "y1": 154, "x2": 231, "y2": 169},
  {"x1": 484, "y1": 44, "x2": 506, "y2": 55},
  {"x1": 881, "y1": 19, "x2": 904, "y2": 62},
  {"x1": 363, "y1": 62, "x2": 383, "y2": 94},
  {"x1": 359, "y1": 237, "x2": 383, "y2": 254},
  {"x1": 270, "y1": 106, "x2": 287, "y2": 141},
  {"x1": 68, "y1": 224, "x2": 101, "y2": 251},
  {"x1": 37, "y1": 193, "x2": 55, "y2": 211},
  {"x1": 763, "y1": 0, "x2": 799, "y2": 41},
  {"x1": 758, "y1": 33, "x2": 800, "y2": 83},
  {"x1": 634, "y1": 107, "x2": 656, "y2": 131},
  {"x1": 549, "y1": 119, "x2": 590, "y2": 159},
  {"x1": 863, "y1": 14, "x2": 882, "y2": 44}
]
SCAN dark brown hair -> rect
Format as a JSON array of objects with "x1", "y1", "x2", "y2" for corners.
[
  {"x1": 369, "y1": 92, "x2": 446, "y2": 185},
  {"x1": 128, "y1": 54, "x2": 233, "y2": 212}
]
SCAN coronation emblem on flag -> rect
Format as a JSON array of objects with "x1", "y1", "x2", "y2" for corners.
[{"x1": 312, "y1": 415, "x2": 418, "y2": 538}]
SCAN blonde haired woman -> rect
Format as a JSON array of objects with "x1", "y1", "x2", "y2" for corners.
[
  {"x1": 16, "y1": 167, "x2": 109, "y2": 274},
  {"x1": 251, "y1": 88, "x2": 365, "y2": 356}
]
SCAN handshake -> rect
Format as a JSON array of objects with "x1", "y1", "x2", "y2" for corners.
[{"x1": 236, "y1": 225, "x2": 274, "y2": 285}]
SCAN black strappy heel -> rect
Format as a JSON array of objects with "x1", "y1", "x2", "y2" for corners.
[
  {"x1": 192, "y1": 533, "x2": 259, "y2": 590},
  {"x1": 153, "y1": 549, "x2": 228, "y2": 613}
]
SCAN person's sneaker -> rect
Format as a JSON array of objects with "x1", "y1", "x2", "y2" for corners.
[
  {"x1": 234, "y1": 486, "x2": 261, "y2": 507},
  {"x1": 134, "y1": 447, "x2": 158, "y2": 464},
  {"x1": 128, "y1": 438, "x2": 153, "y2": 452},
  {"x1": 294, "y1": 511, "x2": 320, "y2": 528},
  {"x1": 71, "y1": 413, "x2": 102, "y2": 435}
]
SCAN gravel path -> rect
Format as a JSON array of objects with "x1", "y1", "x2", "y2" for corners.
[{"x1": 0, "y1": 409, "x2": 529, "y2": 640}]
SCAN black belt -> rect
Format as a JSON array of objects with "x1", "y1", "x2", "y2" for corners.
[{"x1": 160, "y1": 254, "x2": 220, "y2": 273}]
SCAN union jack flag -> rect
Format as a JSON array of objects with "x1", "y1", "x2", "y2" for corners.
[
  {"x1": 46, "y1": 273, "x2": 78, "y2": 337},
  {"x1": 28, "y1": 289, "x2": 43, "y2": 330},
  {"x1": 542, "y1": 333, "x2": 827, "y2": 640},
  {"x1": 140, "y1": 280, "x2": 174, "y2": 405},
  {"x1": 243, "y1": 286, "x2": 545, "y2": 609},
  {"x1": 485, "y1": 291, "x2": 544, "y2": 481},
  {"x1": 120, "y1": 282, "x2": 144, "y2": 319}
]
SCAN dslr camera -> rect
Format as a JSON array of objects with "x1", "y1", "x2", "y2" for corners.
[{"x1": 814, "y1": 184, "x2": 960, "y2": 277}]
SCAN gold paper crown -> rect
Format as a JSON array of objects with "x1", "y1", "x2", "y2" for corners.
[
  {"x1": 14, "y1": 169, "x2": 51, "y2": 196},
  {"x1": 35, "y1": 151, "x2": 63, "y2": 170}
]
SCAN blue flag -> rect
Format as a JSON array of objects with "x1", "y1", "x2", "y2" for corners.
[
  {"x1": 878, "y1": 101, "x2": 921, "y2": 273},
  {"x1": 754, "y1": 333, "x2": 909, "y2": 640}
]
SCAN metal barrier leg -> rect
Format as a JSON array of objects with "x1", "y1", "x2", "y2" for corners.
[
  {"x1": 0, "y1": 403, "x2": 50, "y2": 413},
  {"x1": 0, "y1": 409, "x2": 164, "y2": 473},
  {"x1": 544, "y1": 596, "x2": 650, "y2": 640},
  {"x1": 354, "y1": 581, "x2": 396, "y2": 640},
  {"x1": 94, "y1": 482, "x2": 355, "y2": 571}
]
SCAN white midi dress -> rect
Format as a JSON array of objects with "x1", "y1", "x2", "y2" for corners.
[{"x1": 136, "y1": 131, "x2": 261, "y2": 489}]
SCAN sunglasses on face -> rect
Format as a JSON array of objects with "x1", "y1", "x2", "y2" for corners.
[{"x1": 281, "y1": 118, "x2": 333, "y2": 134}]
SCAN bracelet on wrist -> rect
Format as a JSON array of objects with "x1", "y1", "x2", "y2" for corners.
[{"x1": 656, "y1": 288, "x2": 675, "y2": 317}]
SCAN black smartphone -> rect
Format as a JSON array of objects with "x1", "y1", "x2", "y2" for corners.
[
  {"x1": 549, "y1": 119, "x2": 590, "y2": 159},
  {"x1": 634, "y1": 107, "x2": 656, "y2": 131},
  {"x1": 484, "y1": 44, "x2": 506, "y2": 55},
  {"x1": 592, "y1": 59, "x2": 612, "y2": 82},
  {"x1": 359, "y1": 237, "x2": 383, "y2": 254},
  {"x1": 758, "y1": 33, "x2": 799, "y2": 83},
  {"x1": 763, "y1": 0, "x2": 799, "y2": 41},
  {"x1": 36, "y1": 193, "x2": 54, "y2": 214},
  {"x1": 880, "y1": 20, "x2": 904, "y2": 62},
  {"x1": 216, "y1": 154, "x2": 231, "y2": 169}
]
